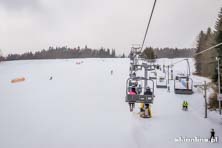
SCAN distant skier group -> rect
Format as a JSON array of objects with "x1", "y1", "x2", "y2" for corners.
[{"x1": 182, "y1": 100, "x2": 189, "y2": 111}]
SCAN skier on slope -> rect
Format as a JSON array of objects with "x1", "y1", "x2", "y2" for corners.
[
  {"x1": 182, "y1": 101, "x2": 188, "y2": 111},
  {"x1": 182, "y1": 101, "x2": 186, "y2": 110},
  {"x1": 185, "y1": 101, "x2": 188, "y2": 111},
  {"x1": 210, "y1": 129, "x2": 215, "y2": 142}
]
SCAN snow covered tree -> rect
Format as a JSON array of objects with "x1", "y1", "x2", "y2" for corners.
[
  {"x1": 195, "y1": 30, "x2": 205, "y2": 75},
  {"x1": 111, "y1": 49, "x2": 116, "y2": 57},
  {"x1": 0, "y1": 49, "x2": 4, "y2": 62},
  {"x1": 142, "y1": 47, "x2": 155, "y2": 59},
  {"x1": 213, "y1": 8, "x2": 222, "y2": 84},
  {"x1": 209, "y1": 8, "x2": 222, "y2": 109},
  {"x1": 201, "y1": 28, "x2": 217, "y2": 77},
  {"x1": 121, "y1": 53, "x2": 125, "y2": 58}
]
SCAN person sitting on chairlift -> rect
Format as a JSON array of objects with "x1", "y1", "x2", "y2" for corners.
[
  {"x1": 132, "y1": 72, "x2": 136, "y2": 77},
  {"x1": 135, "y1": 80, "x2": 138, "y2": 87},
  {"x1": 137, "y1": 84, "x2": 142, "y2": 94},
  {"x1": 145, "y1": 104, "x2": 151, "y2": 117},
  {"x1": 144, "y1": 87, "x2": 152, "y2": 96},
  {"x1": 140, "y1": 103, "x2": 145, "y2": 112},
  {"x1": 128, "y1": 86, "x2": 137, "y2": 112},
  {"x1": 131, "y1": 87, "x2": 137, "y2": 94}
]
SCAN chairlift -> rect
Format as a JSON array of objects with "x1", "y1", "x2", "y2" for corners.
[
  {"x1": 125, "y1": 77, "x2": 154, "y2": 111},
  {"x1": 149, "y1": 71, "x2": 157, "y2": 79},
  {"x1": 142, "y1": 63, "x2": 156, "y2": 71},
  {"x1": 132, "y1": 64, "x2": 143, "y2": 71},
  {"x1": 174, "y1": 75, "x2": 193, "y2": 94},
  {"x1": 156, "y1": 75, "x2": 167, "y2": 88},
  {"x1": 129, "y1": 71, "x2": 136, "y2": 78}
]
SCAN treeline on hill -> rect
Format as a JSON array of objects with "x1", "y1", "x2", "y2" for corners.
[
  {"x1": 195, "y1": 28, "x2": 217, "y2": 77},
  {"x1": 0, "y1": 46, "x2": 120, "y2": 61},
  {"x1": 141, "y1": 47, "x2": 195, "y2": 59},
  {"x1": 0, "y1": 50, "x2": 3, "y2": 61},
  {"x1": 154, "y1": 48, "x2": 195, "y2": 58},
  {"x1": 0, "y1": 55, "x2": 4, "y2": 61},
  {"x1": 194, "y1": 8, "x2": 222, "y2": 108}
]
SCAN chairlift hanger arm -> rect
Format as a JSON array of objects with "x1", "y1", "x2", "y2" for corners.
[
  {"x1": 170, "y1": 59, "x2": 188, "y2": 66},
  {"x1": 168, "y1": 58, "x2": 191, "y2": 76},
  {"x1": 186, "y1": 59, "x2": 191, "y2": 76}
]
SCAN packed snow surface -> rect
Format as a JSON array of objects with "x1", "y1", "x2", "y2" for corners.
[{"x1": 0, "y1": 58, "x2": 221, "y2": 148}]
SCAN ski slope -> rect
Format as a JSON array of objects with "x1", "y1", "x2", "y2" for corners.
[{"x1": 0, "y1": 58, "x2": 221, "y2": 148}]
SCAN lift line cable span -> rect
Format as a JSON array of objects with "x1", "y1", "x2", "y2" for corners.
[
  {"x1": 166, "y1": 58, "x2": 191, "y2": 77},
  {"x1": 169, "y1": 42, "x2": 222, "y2": 76},
  {"x1": 140, "y1": 0, "x2": 157, "y2": 53},
  {"x1": 193, "y1": 42, "x2": 222, "y2": 57}
]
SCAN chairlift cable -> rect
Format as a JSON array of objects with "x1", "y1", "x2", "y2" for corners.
[
  {"x1": 193, "y1": 42, "x2": 222, "y2": 57},
  {"x1": 140, "y1": 0, "x2": 157, "y2": 53}
]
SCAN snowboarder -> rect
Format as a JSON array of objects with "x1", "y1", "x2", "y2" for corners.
[
  {"x1": 140, "y1": 103, "x2": 145, "y2": 113},
  {"x1": 110, "y1": 70, "x2": 113, "y2": 75},
  {"x1": 144, "y1": 104, "x2": 151, "y2": 117},
  {"x1": 49, "y1": 76, "x2": 53, "y2": 80},
  {"x1": 140, "y1": 103, "x2": 151, "y2": 118},
  {"x1": 210, "y1": 129, "x2": 215, "y2": 142}
]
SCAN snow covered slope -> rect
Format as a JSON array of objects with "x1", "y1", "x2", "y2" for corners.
[{"x1": 0, "y1": 58, "x2": 221, "y2": 148}]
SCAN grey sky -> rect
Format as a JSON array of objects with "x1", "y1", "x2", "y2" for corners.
[{"x1": 0, "y1": 0, "x2": 221, "y2": 55}]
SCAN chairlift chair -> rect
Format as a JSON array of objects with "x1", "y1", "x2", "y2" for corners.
[
  {"x1": 142, "y1": 63, "x2": 156, "y2": 71},
  {"x1": 133, "y1": 64, "x2": 143, "y2": 71},
  {"x1": 174, "y1": 76, "x2": 193, "y2": 94},
  {"x1": 149, "y1": 71, "x2": 157, "y2": 79},
  {"x1": 156, "y1": 76, "x2": 167, "y2": 88},
  {"x1": 129, "y1": 71, "x2": 136, "y2": 78},
  {"x1": 125, "y1": 77, "x2": 154, "y2": 105}
]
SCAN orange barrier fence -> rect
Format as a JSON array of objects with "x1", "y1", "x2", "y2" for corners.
[{"x1": 11, "y1": 77, "x2": 25, "y2": 83}]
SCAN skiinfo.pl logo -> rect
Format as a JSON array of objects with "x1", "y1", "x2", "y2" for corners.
[{"x1": 174, "y1": 136, "x2": 219, "y2": 143}]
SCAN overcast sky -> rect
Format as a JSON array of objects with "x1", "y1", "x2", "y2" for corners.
[{"x1": 0, "y1": 0, "x2": 221, "y2": 55}]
